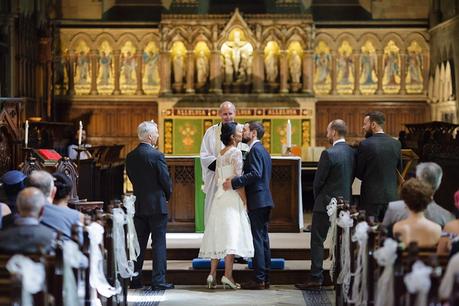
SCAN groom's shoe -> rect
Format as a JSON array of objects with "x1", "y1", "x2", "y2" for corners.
[
  {"x1": 241, "y1": 280, "x2": 265, "y2": 290},
  {"x1": 294, "y1": 279, "x2": 322, "y2": 290}
]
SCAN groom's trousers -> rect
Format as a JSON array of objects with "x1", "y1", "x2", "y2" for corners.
[{"x1": 248, "y1": 207, "x2": 271, "y2": 284}]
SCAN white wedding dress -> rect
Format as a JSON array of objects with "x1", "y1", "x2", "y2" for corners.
[{"x1": 199, "y1": 147, "x2": 254, "y2": 259}]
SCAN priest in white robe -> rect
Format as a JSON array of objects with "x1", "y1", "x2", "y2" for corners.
[{"x1": 200, "y1": 101, "x2": 247, "y2": 225}]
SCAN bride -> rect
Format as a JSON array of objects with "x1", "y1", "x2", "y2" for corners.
[{"x1": 198, "y1": 122, "x2": 254, "y2": 289}]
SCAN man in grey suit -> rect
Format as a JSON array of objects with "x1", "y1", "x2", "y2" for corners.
[
  {"x1": 383, "y1": 162, "x2": 454, "y2": 231},
  {"x1": 356, "y1": 111, "x2": 401, "y2": 221},
  {"x1": 295, "y1": 119, "x2": 355, "y2": 289},
  {"x1": 0, "y1": 187, "x2": 55, "y2": 254}
]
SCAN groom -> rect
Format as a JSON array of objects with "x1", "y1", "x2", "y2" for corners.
[{"x1": 223, "y1": 121, "x2": 274, "y2": 290}]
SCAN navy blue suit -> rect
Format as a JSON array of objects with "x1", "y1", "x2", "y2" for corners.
[
  {"x1": 232, "y1": 141, "x2": 274, "y2": 284},
  {"x1": 356, "y1": 133, "x2": 401, "y2": 221},
  {"x1": 126, "y1": 143, "x2": 172, "y2": 286},
  {"x1": 310, "y1": 141, "x2": 355, "y2": 282}
]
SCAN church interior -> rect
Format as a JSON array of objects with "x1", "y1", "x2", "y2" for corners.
[{"x1": 1, "y1": 0, "x2": 459, "y2": 305}]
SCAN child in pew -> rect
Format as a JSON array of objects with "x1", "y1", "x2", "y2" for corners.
[{"x1": 393, "y1": 178, "x2": 442, "y2": 248}]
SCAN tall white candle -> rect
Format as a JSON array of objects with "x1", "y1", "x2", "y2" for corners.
[
  {"x1": 286, "y1": 120, "x2": 292, "y2": 148},
  {"x1": 78, "y1": 121, "x2": 83, "y2": 146},
  {"x1": 24, "y1": 120, "x2": 29, "y2": 147}
]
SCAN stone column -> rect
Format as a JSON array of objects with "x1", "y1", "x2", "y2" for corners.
[
  {"x1": 136, "y1": 50, "x2": 144, "y2": 95},
  {"x1": 331, "y1": 51, "x2": 337, "y2": 95},
  {"x1": 423, "y1": 52, "x2": 429, "y2": 95},
  {"x1": 159, "y1": 51, "x2": 172, "y2": 94},
  {"x1": 302, "y1": 50, "x2": 313, "y2": 94},
  {"x1": 279, "y1": 50, "x2": 289, "y2": 93},
  {"x1": 112, "y1": 50, "x2": 121, "y2": 95},
  {"x1": 209, "y1": 50, "x2": 222, "y2": 94},
  {"x1": 353, "y1": 52, "x2": 360, "y2": 95},
  {"x1": 399, "y1": 52, "x2": 406, "y2": 94},
  {"x1": 252, "y1": 49, "x2": 264, "y2": 93},
  {"x1": 185, "y1": 51, "x2": 195, "y2": 93},
  {"x1": 90, "y1": 49, "x2": 98, "y2": 95},
  {"x1": 66, "y1": 51, "x2": 76, "y2": 95},
  {"x1": 376, "y1": 53, "x2": 384, "y2": 95}
]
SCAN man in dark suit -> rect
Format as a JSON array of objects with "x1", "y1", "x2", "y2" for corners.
[
  {"x1": 223, "y1": 121, "x2": 274, "y2": 290},
  {"x1": 126, "y1": 120, "x2": 173, "y2": 290},
  {"x1": 295, "y1": 119, "x2": 355, "y2": 289},
  {"x1": 357, "y1": 111, "x2": 401, "y2": 221},
  {"x1": 0, "y1": 187, "x2": 55, "y2": 254}
]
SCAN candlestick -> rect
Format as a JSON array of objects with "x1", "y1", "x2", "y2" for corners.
[
  {"x1": 25, "y1": 120, "x2": 29, "y2": 147},
  {"x1": 286, "y1": 119, "x2": 292, "y2": 148},
  {"x1": 78, "y1": 121, "x2": 83, "y2": 146}
]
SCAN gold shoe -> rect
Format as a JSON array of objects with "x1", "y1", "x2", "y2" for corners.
[
  {"x1": 206, "y1": 275, "x2": 217, "y2": 289},
  {"x1": 221, "y1": 276, "x2": 241, "y2": 289}
]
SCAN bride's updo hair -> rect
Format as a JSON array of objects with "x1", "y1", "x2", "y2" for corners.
[{"x1": 220, "y1": 122, "x2": 238, "y2": 146}]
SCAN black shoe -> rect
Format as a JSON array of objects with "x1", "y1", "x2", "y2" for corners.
[
  {"x1": 234, "y1": 257, "x2": 248, "y2": 264},
  {"x1": 151, "y1": 283, "x2": 175, "y2": 290},
  {"x1": 129, "y1": 281, "x2": 144, "y2": 289},
  {"x1": 294, "y1": 279, "x2": 322, "y2": 290}
]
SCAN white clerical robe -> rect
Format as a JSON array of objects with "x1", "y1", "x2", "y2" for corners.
[{"x1": 200, "y1": 123, "x2": 247, "y2": 225}]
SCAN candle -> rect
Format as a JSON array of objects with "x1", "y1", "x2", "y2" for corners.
[
  {"x1": 286, "y1": 120, "x2": 292, "y2": 148},
  {"x1": 24, "y1": 120, "x2": 29, "y2": 147},
  {"x1": 78, "y1": 121, "x2": 83, "y2": 146}
]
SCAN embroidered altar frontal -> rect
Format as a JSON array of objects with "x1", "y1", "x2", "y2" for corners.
[{"x1": 162, "y1": 106, "x2": 312, "y2": 156}]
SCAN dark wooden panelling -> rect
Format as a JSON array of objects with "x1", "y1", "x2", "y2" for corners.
[
  {"x1": 316, "y1": 101, "x2": 430, "y2": 146},
  {"x1": 55, "y1": 99, "x2": 158, "y2": 158},
  {"x1": 167, "y1": 158, "x2": 196, "y2": 232}
]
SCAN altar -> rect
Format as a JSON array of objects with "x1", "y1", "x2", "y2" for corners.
[{"x1": 165, "y1": 156, "x2": 302, "y2": 233}]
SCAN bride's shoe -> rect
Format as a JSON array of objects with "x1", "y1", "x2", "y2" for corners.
[
  {"x1": 206, "y1": 275, "x2": 217, "y2": 289},
  {"x1": 221, "y1": 276, "x2": 241, "y2": 289}
]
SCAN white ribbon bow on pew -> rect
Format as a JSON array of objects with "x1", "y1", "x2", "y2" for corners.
[
  {"x1": 6, "y1": 254, "x2": 45, "y2": 306},
  {"x1": 373, "y1": 238, "x2": 398, "y2": 306},
  {"x1": 112, "y1": 207, "x2": 138, "y2": 279},
  {"x1": 404, "y1": 260, "x2": 432, "y2": 306},
  {"x1": 63, "y1": 239, "x2": 89, "y2": 306},
  {"x1": 87, "y1": 222, "x2": 121, "y2": 304},
  {"x1": 326, "y1": 197, "x2": 338, "y2": 279},
  {"x1": 336, "y1": 210, "x2": 354, "y2": 302},
  {"x1": 350, "y1": 221, "x2": 369, "y2": 306},
  {"x1": 123, "y1": 195, "x2": 140, "y2": 264}
]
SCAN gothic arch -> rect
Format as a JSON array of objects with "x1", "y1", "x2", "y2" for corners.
[
  {"x1": 336, "y1": 33, "x2": 358, "y2": 52},
  {"x1": 405, "y1": 32, "x2": 429, "y2": 52},
  {"x1": 139, "y1": 32, "x2": 160, "y2": 50},
  {"x1": 286, "y1": 33, "x2": 306, "y2": 51},
  {"x1": 191, "y1": 32, "x2": 212, "y2": 50},
  {"x1": 94, "y1": 33, "x2": 117, "y2": 50},
  {"x1": 117, "y1": 33, "x2": 140, "y2": 51},
  {"x1": 261, "y1": 27, "x2": 282, "y2": 50},
  {"x1": 357, "y1": 33, "x2": 381, "y2": 53},
  {"x1": 315, "y1": 33, "x2": 336, "y2": 50},
  {"x1": 381, "y1": 33, "x2": 405, "y2": 53},
  {"x1": 69, "y1": 33, "x2": 94, "y2": 51},
  {"x1": 167, "y1": 33, "x2": 191, "y2": 51}
]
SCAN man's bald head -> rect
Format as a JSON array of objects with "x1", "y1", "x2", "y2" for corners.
[
  {"x1": 326, "y1": 119, "x2": 347, "y2": 144},
  {"x1": 16, "y1": 187, "x2": 46, "y2": 218},
  {"x1": 219, "y1": 101, "x2": 236, "y2": 123}
]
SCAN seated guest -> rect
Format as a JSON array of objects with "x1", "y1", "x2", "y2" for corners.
[
  {"x1": 393, "y1": 178, "x2": 442, "y2": 248},
  {"x1": 67, "y1": 129, "x2": 91, "y2": 160},
  {"x1": 27, "y1": 170, "x2": 80, "y2": 239},
  {"x1": 437, "y1": 190, "x2": 459, "y2": 254},
  {"x1": 0, "y1": 187, "x2": 55, "y2": 253},
  {"x1": 383, "y1": 162, "x2": 454, "y2": 231},
  {"x1": 0, "y1": 203, "x2": 12, "y2": 229},
  {"x1": 0, "y1": 170, "x2": 27, "y2": 213},
  {"x1": 52, "y1": 172, "x2": 84, "y2": 223},
  {"x1": 438, "y1": 251, "x2": 459, "y2": 301}
]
